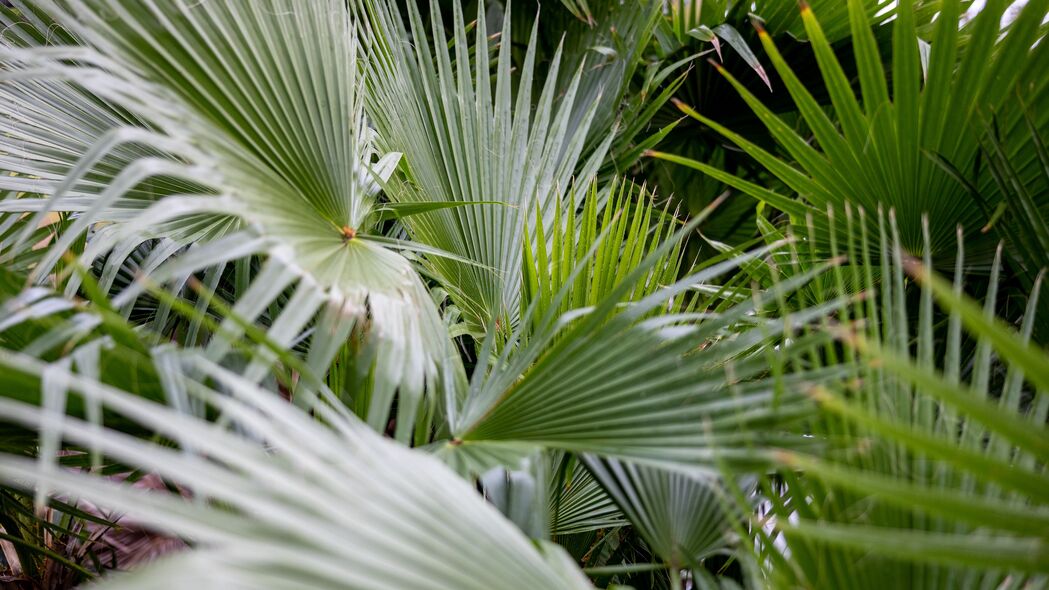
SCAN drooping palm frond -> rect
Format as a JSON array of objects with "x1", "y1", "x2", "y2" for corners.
[
  {"x1": 0, "y1": 349, "x2": 595, "y2": 590},
  {"x1": 0, "y1": 1, "x2": 454, "y2": 435}
]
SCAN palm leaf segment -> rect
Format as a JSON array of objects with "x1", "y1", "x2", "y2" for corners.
[{"x1": 0, "y1": 1, "x2": 449, "y2": 417}]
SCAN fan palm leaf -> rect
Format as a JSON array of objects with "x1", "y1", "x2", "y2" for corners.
[
  {"x1": 0, "y1": 1, "x2": 454, "y2": 435},
  {"x1": 353, "y1": 0, "x2": 614, "y2": 335},
  {"x1": 653, "y1": 0, "x2": 1049, "y2": 267},
  {"x1": 0, "y1": 349, "x2": 594, "y2": 589},
  {"x1": 741, "y1": 212, "x2": 1049, "y2": 588}
]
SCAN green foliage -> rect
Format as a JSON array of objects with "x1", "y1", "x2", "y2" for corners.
[
  {"x1": 655, "y1": 0, "x2": 1049, "y2": 267},
  {"x1": 0, "y1": 0, "x2": 1047, "y2": 589},
  {"x1": 741, "y1": 213, "x2": 1049, "y2": 588}
]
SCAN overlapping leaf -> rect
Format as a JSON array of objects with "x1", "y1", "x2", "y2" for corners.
[
  {"x1": 0, "y1": 350, "x2": 594, "y2": 590},
  {"x1": 354, "y1": 0, "x2": 613, "y2": 335},
  {"x1": 654, "y1": 0, "x2": 1049, "y2": 267},
  {"x1": 746, "y1": 213, "x2": 1049, "y2": 588},
  {"x1": 0, "y1": 1, "x2": 453, "y2": 435}
]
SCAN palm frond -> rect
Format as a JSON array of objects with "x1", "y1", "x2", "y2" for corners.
[
  {"x1": 354, "y1": 0, "x2": 614, "y2": 335},
  {"x1": 447, "y1": 223, "x2": 846, "y2": 470},
  {"x1": 0, "y1": 1, "x2": 454, "y2": 436},
  {"x1": 742, "y1": 211, "x2": 1049, "y2": 588},
  {"x1": 0, "y1": 349, "x2": 594, "y2": 589},
  {"x1": 653, "y1": 0, "x2": 1049, "y2": 268},
  {"x1": 583, "y1": 455, "x2": 735, "y2": 570}
]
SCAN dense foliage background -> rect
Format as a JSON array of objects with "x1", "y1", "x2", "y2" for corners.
[{"x1": 0, "y1": 0, "x2": 1047, "y2": 588}]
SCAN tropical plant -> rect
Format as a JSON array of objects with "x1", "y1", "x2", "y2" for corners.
[
  {"x1": 732, "y1": 212, "x2": 1049, "y2": 588},
  {"x1": 0, "y1": 0, "x2": 1047, "y2": 589},
  {"x1": 652, "y1": 0, "x2": 1049, "y2": 267}
]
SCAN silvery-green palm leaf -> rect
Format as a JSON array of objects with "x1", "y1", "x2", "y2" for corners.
[
  {"x1": 0, "y1": 1, "x2": 453, "y2": 432},
  {"x1": 354, "y1": 0, "x2": 614, "y2": 335},
  {"x1": 0, "y1": 349, "x2": 594, "y2": 590},
  {"x1": 583, "y1": 456, "x2": 735, "y2": 570}
]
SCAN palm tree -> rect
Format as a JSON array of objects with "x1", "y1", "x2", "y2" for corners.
[{"x1": 0, "y1": 0, "x2": 1046, "y2": 588}]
